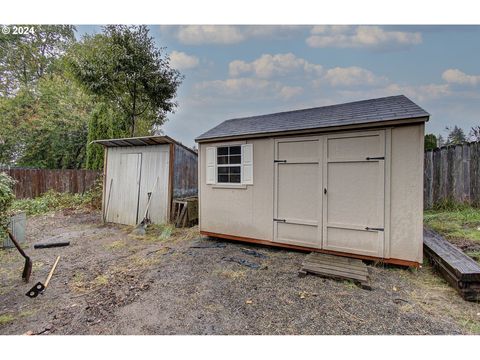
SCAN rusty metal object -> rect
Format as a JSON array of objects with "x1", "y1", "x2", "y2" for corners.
[{"x1": 7, "y1": 230, "x2": 32, "y2": 283}]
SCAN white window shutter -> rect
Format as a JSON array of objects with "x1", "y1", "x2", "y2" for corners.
[
  {"x1": 242, "y1": 144, "x2": 253, "y2": 185},
  {"x1": 206, "y1": 147, "x2": 216, "y2": 184}
]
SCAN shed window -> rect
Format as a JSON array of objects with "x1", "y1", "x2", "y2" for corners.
[{"x1": 217, "y1": 146, "x2": 241, "y2": 183}]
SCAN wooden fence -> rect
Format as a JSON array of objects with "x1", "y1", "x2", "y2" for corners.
[
  {"x1": 424, "y1": 142, "x2": 480, "y2": 209},
  {"x1": 0, "y1": 167, "x2": 100, "y2": 199}
]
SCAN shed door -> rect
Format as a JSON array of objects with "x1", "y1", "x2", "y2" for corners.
[
  {"x1": 274, "y1": 137, "x2": 322, "y2": 248},
  {"x1": 322, "y1": 131, "x2": 385, "y2": 257},
  {"x1": 106, "y1": 153, "x2": 142, "y2": 225},
  {"x1": 137, "y1": 148, "x2": 170, "y2": 224}
]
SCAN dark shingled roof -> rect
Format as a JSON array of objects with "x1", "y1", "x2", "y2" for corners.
[{"x1": 195, "y1": 95, "x2": 429, "y2": 142}]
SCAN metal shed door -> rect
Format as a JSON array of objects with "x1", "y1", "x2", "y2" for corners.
[
  {"x1": 274, "y1": 137, "x2": 322, "y2": 248},
  {"x1": 322, "y1": 131, "x2": 385, "y2": 257},
  {"x1": 106, "y1": 153, "x2": 142, "y2": 225}
]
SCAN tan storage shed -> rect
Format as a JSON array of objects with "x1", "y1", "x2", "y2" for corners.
[
  {"x1": 94, "y1": 135, "x2": 197, "y2": 226},
  {"x1": 195, "y1": 95, "x2": 429, "y2": 266}
]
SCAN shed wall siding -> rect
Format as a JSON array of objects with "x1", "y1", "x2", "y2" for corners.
[
  {"x1": 199, "y1": 123, "x2": 424, "y2": 263},
  {"x1": 389, "y1": 124, "x2": 424, "y2": 263},
  {"x1": 199, "y1": 138, "x2": 275, "y2": 241},
  {"x1": 104, "y1": 145, "x2": 170, "y2": 225},
  {"x1": 173, "y1": 144, "x2": 198, "y2": 198}
]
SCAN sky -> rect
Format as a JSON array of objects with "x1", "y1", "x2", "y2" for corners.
[{"x1": 76, "y1": 25, "x2": 480, "y2": 147}]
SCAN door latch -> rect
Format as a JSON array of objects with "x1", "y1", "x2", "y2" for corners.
[
  {"x1": 365, "y1": 227, "x2": 384, "y2": 231},
  {"x1": 273, "y1": 218, "x2": 286, "y2": 222}
]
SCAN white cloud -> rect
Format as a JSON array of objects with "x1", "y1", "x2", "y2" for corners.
[
  {"x1": 338, "y1": 83, "x2": 451, "y2": 102},
  {"x1": 194, "y1": 77, "x2": 303, "y2": 100},
  {"x1": 280, "y1": 86, "x2": 303, "y2": 99},
  {"x1": 306, "y1": 25, "x2": 422, "y2": 50},
  {"x1": 442, "y1": 69, "x2": 480, "y2": 86},
  {"x1": 229, "y1": 53, "x2": 323, "y2": 78},
  {"x1": 176, "y1": 25, "x2": 245, "y2": 45},
  {"x1": 169, "y1": 51, "x2": 199, "y2": 70},
  {"x1": 170, "y1": 25, "x2": 304, "y2": 45},
  {"x1": 323, "y1": 66, "x2": 387, "y2": 87}
]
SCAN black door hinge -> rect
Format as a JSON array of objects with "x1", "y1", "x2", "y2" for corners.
[
  {"x1": 366, "y1": 156, "x2": 385, "y2": 160},
  {"x1": 273, "y1": 218, "x2": 286, "y2": 222},
  {"x1": 365, "y1": 227, "x2": 384, "y2": 231},
  {"x1": 274, "y1": 160, "x2": 287, "y2": 163}
]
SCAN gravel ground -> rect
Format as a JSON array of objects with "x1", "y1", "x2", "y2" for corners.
[{"x1": 1, "y1": 210, "x2": 479, "y2": 335}]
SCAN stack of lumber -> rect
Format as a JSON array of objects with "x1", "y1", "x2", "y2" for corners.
[
  {"x1": 424, "y1": 228, "x2": 480, "y2": 301},
  {"x1": 299, "y1": 252, "x2": 371, "y2": 289}
]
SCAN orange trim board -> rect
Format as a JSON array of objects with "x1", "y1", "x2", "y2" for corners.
[{"x1": 200, "y1": 231, "x2": 420, "y2": 268}]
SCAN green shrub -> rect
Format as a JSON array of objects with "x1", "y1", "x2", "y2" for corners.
[{"x1": 0, "y1": 172, "x2": 16, "y2": 231}]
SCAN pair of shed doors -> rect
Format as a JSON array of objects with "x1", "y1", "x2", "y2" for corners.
[
  {"x1": 105, "y1": 148, "x2": 170, "y2": 225},
  {"x1": 274, "y1": 130, "x2": 386, "y2": 258}
]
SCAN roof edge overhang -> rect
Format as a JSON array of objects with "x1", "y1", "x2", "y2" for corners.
[
  {"x1": 92, "y1": 135, "x2": 197, "y2": 156},
  {"x1": 196, "y1": 116, "x2": 429, "y2": 143}
]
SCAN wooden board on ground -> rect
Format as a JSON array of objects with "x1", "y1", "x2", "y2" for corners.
[
  {"x1": 423, "y1": 228, "x2": 480, "y2": 301},
  {"x1": 300, "y1": 252, "x2": 371, "y2": 290}
]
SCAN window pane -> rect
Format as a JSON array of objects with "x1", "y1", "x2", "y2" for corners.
[
  {"x1": 229, "y1": 155, "x2": 241, "y2": 164},
  {"x1": 217, "y1": 147, "x2": 228, "y2": 156},
  {"x1": 229, "y1": 146, "x2": 241, "y2": 155},
  {"x1": 218, "y1": 175, "x2": 228, "y2": 183},
  {"x1": 230, "y1": 174, "x2": 241, "y2": 183},
  {"x1": 218, "y1": 167, "x2": 228, "y2": 174},
  {"x1": 230, "y1": 166, "x2": 241, "y2": 174},
  {"x1": 217, "y1": 155, "x2": 228, "y2": 165}
]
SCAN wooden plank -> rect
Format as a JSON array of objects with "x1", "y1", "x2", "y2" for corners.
[
  {"x1": 303, "y1": 259, "x2": 368, "y2": 275},
  {"x1": 303, "y1": 266, "x2": 368, "y2": 282},
  {"x1": 424, "y1": 228, "x2": 480, "y2": 301},
  {"x1": 301, "y1": 252, "x2": 370, "y2": 285},
  {"x1": 306, "y1": 252, "x2": 365, "y2": 266},
  {"x1": 303, "y1": 261, "x2": 368, "y2": 277}
]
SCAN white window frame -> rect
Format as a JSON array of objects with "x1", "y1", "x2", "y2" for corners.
[
  {"x1": 205, "y1": 143, "x2": 253, "y2": 186},
  {"x1": 216, "y1": 145, "x2": 242, "y2": 185}
]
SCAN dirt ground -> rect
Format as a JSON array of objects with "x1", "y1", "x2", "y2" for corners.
[{"x1": 1, "y1": 210, "x2": 479, "y2": 335}]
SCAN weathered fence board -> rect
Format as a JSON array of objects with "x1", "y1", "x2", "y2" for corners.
[
  {"x1": 0, "y1": 167, "x2": 100, "y2": 199},
  {"x1": 424, "y1": 142, "x2": 480, "y2": 209}
]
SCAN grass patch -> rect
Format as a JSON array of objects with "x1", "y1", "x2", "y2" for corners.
[
  {"x1": 143, "y1": 223, "x2": 175, "y2": 242},
  {"x1": 105, "y1": 240, "x2": 126, "y2": 250},
  {"x1": 0, "y1": 313, "x2": 15, "y2": 325},
  {"x1": 424, "y1": 207, "x2": 480, "y2": 244},
  {"x1": 93, "y1": 274, "x2": 109, "y2": 286},
  {"x1": 70, "y1": 272, "x2": 87, "y2": 292},
  {"x1": 400, "y1": 263, "x2": 480, "y2": 334}
]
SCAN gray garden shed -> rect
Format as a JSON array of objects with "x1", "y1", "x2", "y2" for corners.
[
  {"x1": 195, "y1": 95, "x2": 429, "y2": 266},
  {"x1": 94, "y1": 135, "x2": 197, "y2": 226}
]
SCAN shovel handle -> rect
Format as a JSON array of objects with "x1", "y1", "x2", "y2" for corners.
[
  {"x1": 7, "y1": 230, "x2": 29, "y2": 259},
  {"x1": 44, "y1": 256, "x2": 60, "y2": 288}
]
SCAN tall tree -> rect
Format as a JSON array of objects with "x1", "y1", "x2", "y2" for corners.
[
  {"x1": 446, "y1": 125, "x2": 466, "y2": 145},
  {"x1": 1, "y1": 73, "x2": 92, "y2": 168},
  {"x1": 437, "y1": 134, "x2": 445, "y2": 147},
  {"x1": 469, "y1": 126, "x2": 480, "y2": 142},
  {"x1": 0, "y1": 25, "x2": 75, "y2": 96},
  {"x1": 67, "y1": 25, "x2": 183, "y2": 137},
  {"x1": 424, "y1": 134, "x2": 437, "y2": 150}
]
